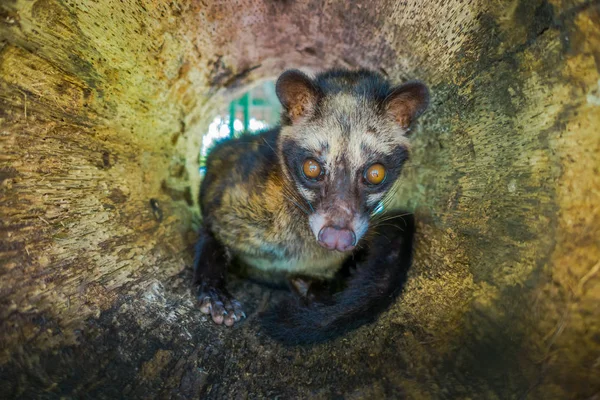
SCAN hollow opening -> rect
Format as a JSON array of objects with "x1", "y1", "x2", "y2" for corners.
[{"x1": 199, "y1": 80, "x2": 281, "y2": 170}]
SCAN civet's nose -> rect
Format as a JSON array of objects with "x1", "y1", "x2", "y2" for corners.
[{"x1": 317, "y1": 226, "x2": 356, "y2": 252}]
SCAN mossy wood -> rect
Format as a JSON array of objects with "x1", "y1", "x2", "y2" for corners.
[{"x1": 1, "y1": 0, "x2": 599, "y2": 398}]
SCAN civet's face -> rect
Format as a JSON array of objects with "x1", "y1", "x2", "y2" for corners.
[{"x1": 277, "y1": 69, "x2": 429, "y2": 252}]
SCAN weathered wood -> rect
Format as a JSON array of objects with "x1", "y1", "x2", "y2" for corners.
[{"x1": 1, "y1": 0, "x2": 599, "y2": 398}]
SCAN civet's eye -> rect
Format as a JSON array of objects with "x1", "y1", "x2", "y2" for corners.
[
  {"x1": 365, "y1": 163, "x2": 386, "y2": 185},
  {"x1": 303, "y1": 158, "x2": 322, "y2": 180}
]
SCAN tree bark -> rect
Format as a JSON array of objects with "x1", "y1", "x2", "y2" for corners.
[{"x1": 1, "y1": 0, "x2": 599, "y2": 398}]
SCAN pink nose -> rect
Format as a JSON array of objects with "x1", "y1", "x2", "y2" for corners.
[{"x1": 317, "y1": 226, "x2": 356, "y2": 252}]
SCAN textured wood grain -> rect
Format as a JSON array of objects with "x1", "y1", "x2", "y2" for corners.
[{"x1": 0, "y1": 0, "x2": 599, "y2": 398}]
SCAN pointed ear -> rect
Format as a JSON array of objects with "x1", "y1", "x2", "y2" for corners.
[
  {"x1": 276, "y1": 70, "x2": 319, "y2": 123},
  {"x1": 385, "y1": 81, "x2": 430, "y2": 129}
]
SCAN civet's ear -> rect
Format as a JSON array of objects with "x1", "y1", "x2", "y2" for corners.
[
  {"x1": 384, "y1": 81, "x2": 430, "y2": 130},
  {"x1": 276, "y1": 70, "x2": 320, "y2": 123}
]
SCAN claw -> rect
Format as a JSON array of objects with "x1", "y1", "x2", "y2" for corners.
[
  {"x1": 197, "y1": 286, "x2": 245, "y2": 327},
  {"x1": 212, "y1": 314, "x2": 224, "y2": 325}
]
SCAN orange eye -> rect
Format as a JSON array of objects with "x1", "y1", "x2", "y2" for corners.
[
  {"x1": 303, "y1": 158, "x2": 322, "y2": 180},
  {"x1": 365, "y1": 163, "x2": 386, "y2": 185}
]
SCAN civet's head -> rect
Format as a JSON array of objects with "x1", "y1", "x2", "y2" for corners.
[{"x1": 276, "y1": 69, "x2": 429, "y2": 252}]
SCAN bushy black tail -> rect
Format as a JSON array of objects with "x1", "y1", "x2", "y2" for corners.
[{"x1": 261, "y1": 212, "x2": 415, "y2": 345}]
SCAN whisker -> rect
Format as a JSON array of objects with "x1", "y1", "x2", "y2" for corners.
[
  {"x1": 261, "y1": 136, "x2": 277, "y2": 153},
  {"x1": 282, "y1": 195, "x2": 309, "y2": 214},
  {"x1": 272, "y1": 175, "x2": 314, "y2": 215},
  {"x1": 371, "y1": 212, "x2": 411, "y2": 223},
  {"x1": 370, "y1": 222, "x2": 406, "y2": 232}
]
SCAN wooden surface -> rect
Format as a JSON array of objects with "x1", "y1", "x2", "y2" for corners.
[{"x1": 1, "y1": 0, "x2": 599, "y2": 398}]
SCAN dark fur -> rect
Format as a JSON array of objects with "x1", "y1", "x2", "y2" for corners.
[
  {"x1": 261, "y1": 212, "x2": 415, "y2": 345},
  {"x1": 194, "y1": 68, "x2": 427, "y2": 343}
]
